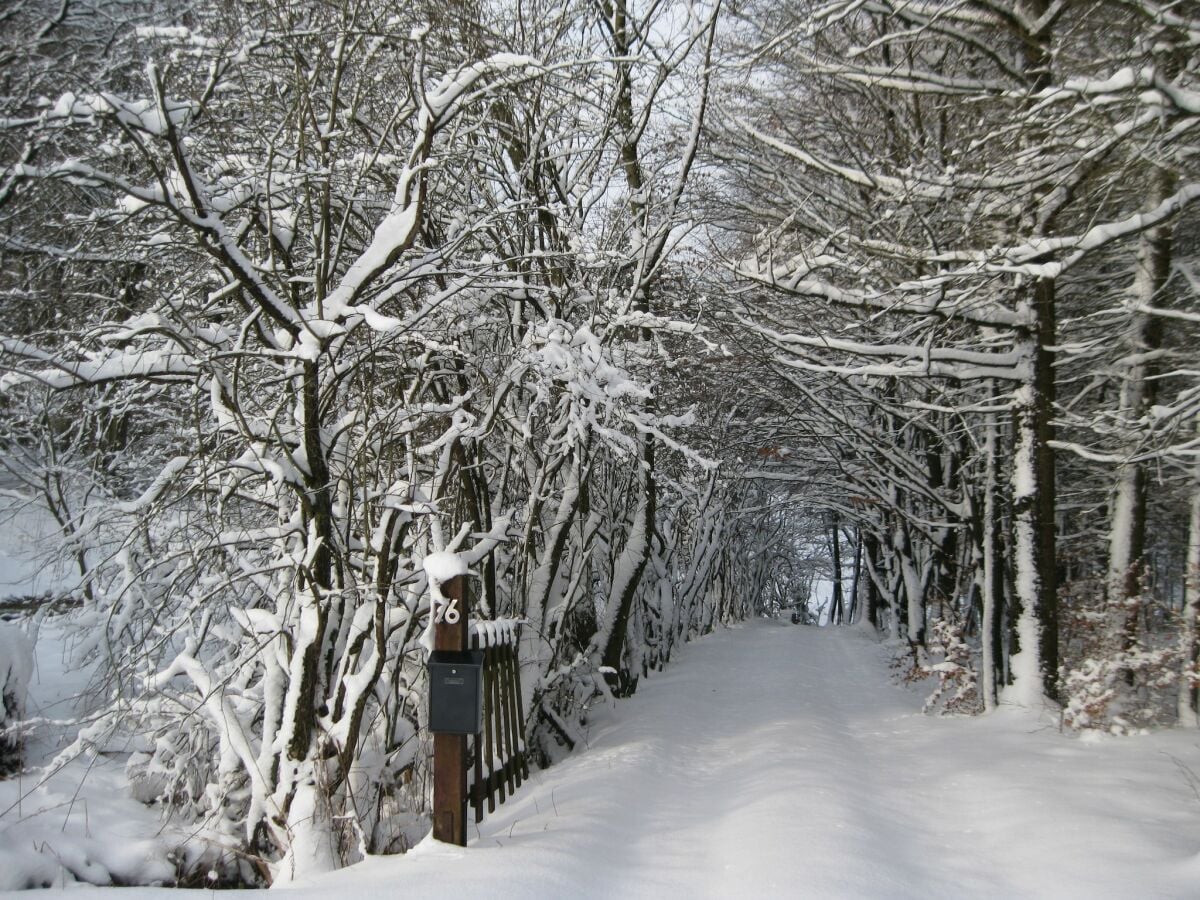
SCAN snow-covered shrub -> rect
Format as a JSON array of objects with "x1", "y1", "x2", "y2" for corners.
[
  {"x1": 0, "y1": 623, "x2": 34, "y2": 776},
  {"x1": 1061, "y1": 645, "x2": 1178, "y2": 734},
  {"x1": 920, "y1": 617, "x2": 981, "y2": 716},
  {"x1": 1060, "y1": 582, "x2": 1182, "y2": 733},
  {"x1": 527, "y1": 653, "x2": 603, "y2": 768}
]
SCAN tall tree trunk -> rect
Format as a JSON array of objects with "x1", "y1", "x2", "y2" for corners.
[
  {"x1": 846, "y1": 526, "x2": 863, "y2": 625},
  {"x1": 863, "y1": 531, "x2": 884, "y2": 630},
  {"x1": 1179, "y1": 434, "x2": 1200, "y2": 727},
  {"x1": 829, "y1": 511, "x2": 844, "y2": 625},
  {"x1": 1000, "y1": 0, "x2": 1061, "y2": 707},
  {"x1": 599, "y1": 465, "x2": 653, "y2": 696},
  {"x1": 896, "y1": 521, "x2": 926, "y2": 646},
  {"x1": 593, "y1": 0, "x2": 659, "y2": 696},
  {"x1": 1107, "y1": 169, "x2": 1172, "y2": 675},
  {"x1": 1008, "y1": 274, "x2": 1059, "y2": 704},
  {"x1": 981, "y1": 403, "x2": 1002, "y2": 711}
]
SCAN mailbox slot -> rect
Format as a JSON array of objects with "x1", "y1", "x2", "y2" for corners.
[{"x1": 428, "y1": 649, "x2": 485, "y2": 735}]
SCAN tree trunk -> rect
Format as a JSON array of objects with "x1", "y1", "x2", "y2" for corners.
[
  {"x1": 864, "y1": 532, "x2": 884, "y2": 630},
  {"x1": 1007, "y1": 275, "x2": 1059, "y2": 705},
  {"x1": 595, "y1": 0, "x2": 659, "y2": 695},
  {"x1": 1107, "y1": 169, "x2": 1172, "y2": 676},
  {"x1": 829, "y1": 512, "x2": 844, "y2": 625},
  {"x1": 1179, "y1": 444, "x2": 1200, "y2": 727},
  {"x1": 846, "y1": 526, "x2": 863, "y2": 625},
  {"x1": 981, "y1": 404, "x2": 1002, "y2": 711}
]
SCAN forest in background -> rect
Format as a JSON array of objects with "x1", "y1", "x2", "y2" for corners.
[{"x1": 1, "y1": 0, "x2": 1198, "y2": 886}]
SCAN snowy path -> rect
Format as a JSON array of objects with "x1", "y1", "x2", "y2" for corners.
[
  {"x1": 11, "y1": 621, "x2": 1200, "y2": 898},
  {"x1": 322, "y1": 621, "x2": 1200, "y2": 899}
]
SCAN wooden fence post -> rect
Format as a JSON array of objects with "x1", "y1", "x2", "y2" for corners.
[{"x1": 433, "y1": 574, "x2": 468, "y2": 845}]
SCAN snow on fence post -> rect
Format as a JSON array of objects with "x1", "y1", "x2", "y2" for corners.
[{"x1": 432, "y1": 574, "x2": 469, "y2": 846}]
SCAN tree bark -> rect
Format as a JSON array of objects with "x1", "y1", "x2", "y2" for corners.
[
  {"x1": 1107, "y1": 169, "x2": 1172, "y2": 674},
  {"x1": 1179, "y1": 437, "x2": 1200, "y2": 727},
  {"x1": 829, "y1": 511, "x2": 844, "y2": 625}
]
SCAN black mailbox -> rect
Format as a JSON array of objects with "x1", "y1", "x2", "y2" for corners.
[{"x1": 428, "y1": 650, "x2": 485, "y2": 735}]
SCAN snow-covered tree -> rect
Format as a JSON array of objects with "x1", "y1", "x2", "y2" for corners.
[
  {"x1": 713, "y1": 0, "x2": 1200, "y2": 713},
  {"x1": 1, "y1": 0, "x2": 758, "y2": 880}
]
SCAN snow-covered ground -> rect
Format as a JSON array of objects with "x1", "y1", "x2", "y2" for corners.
[
  {"x1": 3, "y1": 619, "x2": 1198, "y2": 897},
  {"x1": 0, "y1": 493, "x2": 79, "y2": 600}
]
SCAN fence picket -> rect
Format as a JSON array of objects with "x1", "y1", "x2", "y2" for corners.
[{"x1": 466, "y1": 619, "x2": 525, "y2": 825}]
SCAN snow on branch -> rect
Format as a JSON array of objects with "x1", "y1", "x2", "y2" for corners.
[
  {"x1": 422, "y1": 54, "x2": 543, "y2": 124},
  {"x1": 757, "y1": 324, "x2": 1030, "y2": 383},
  {"x1": 995, "y1": 182, "x2": 1200, "y2": 270},
  {"x1": 0, "y1": 340, "x2": 198, "y2": 390},
  {"x1": 42, "y1": 88, "x2": 197, "y2": 136},
  {"x1": 1029, "y1": 63, "x2": 1200, "y2": 119},
  {"x1": 795, "y1": 56, "x2": 1008, "y2": 96},
  {"x1": 735, "y1": 252, "x2": 1019, "y2": 328},
  {"x1": 113, "y1": 456, "x2": 191, "y2": 514},
  {"x1": 774, "y1": 353, "x2": 1024, "y2": 383},
  {"x1": 317, "y1": 54, "x2": 544, "y2": 319},
  {"x1": 734, "y1": 117, "x2": 940, "y2": 199},
  {"x1": 630, "y1": 415, "x2": 720, "y2": 471}
]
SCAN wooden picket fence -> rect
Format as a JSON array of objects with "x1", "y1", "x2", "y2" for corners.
[{"x1": 467, "y1": 619, "x2": 529, "y2": 824}]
